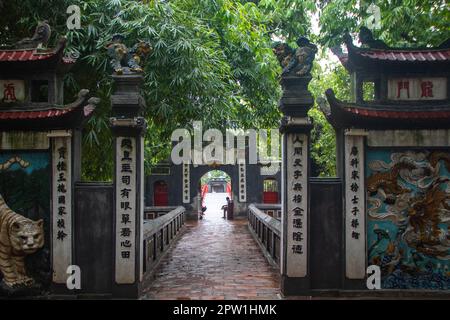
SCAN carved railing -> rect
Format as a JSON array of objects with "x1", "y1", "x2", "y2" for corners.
[
  {"x1": 251, "y1": 203, "x2": 282, "y2": 221},
  {"x1": 142, "y1": 206, "x2": 185, "y2": 274},
  {"x1": 248, "y1": 204, "x2": 281, "y2": 267}
]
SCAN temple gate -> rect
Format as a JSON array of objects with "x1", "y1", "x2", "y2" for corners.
[
  {"x1": 0, "y1": 22, "x2": 449, "y2": 299},
  {"x1": 146, "y1": 148, "x2": 281, "y2": 219},
  {"x1": 323, "y1": 29, "x2": 450, "y2": 290},
  {"x1": 269, "y1": 30, "x2": 450, "y2": 296}
]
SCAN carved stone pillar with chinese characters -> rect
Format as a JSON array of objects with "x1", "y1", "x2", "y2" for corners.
[
  {"x1": 110, "y1": 75, "x2": 147, "y2": 298},
  {"x1": 343, "y1": 129, "x2": 367, "y2": 289},
  {"x1": 279, "y1": 75, "x2": 314, "y2": 296},
  {"x1": 48, "y1": 130, "x2": 73, "y2": 289}
]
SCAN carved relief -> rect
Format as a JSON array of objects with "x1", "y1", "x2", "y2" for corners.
[
  {"x1": 106, "y1": 34, "x2": 152, "y2": 75},
  {"x1": 367, "y1": 150, "x2": 450, "y2": 289},
  {"x1": 273, "y1": 37, "x2": 317, "y2": 77}
]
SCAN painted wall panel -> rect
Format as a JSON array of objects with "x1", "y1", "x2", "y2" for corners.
[
  {"x1": 0, "y1": 151, "x2": 51, "y2": 288},
  {"x1": 367, "y1": 149, "x2": 450, "y2": 289}
]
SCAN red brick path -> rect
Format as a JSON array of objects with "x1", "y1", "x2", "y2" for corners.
[{"x1": 141, "y1": 212, "x2": 281, "y2": 300}]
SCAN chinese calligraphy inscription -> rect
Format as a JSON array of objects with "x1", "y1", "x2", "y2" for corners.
[
  {"x1": 388, "y1": 77, "x2": 447, "y2": 100},
  {"x1": 0, "y1": 80, "x2": 26, "y2": 103},
  {"x1": 52, "y1": 135, "x2": 72, "y2": 283},
  {"x1": 115, "y1": 137, "x2": 136, "y2": 284},
  {"x1": 286, "y1": 133, "x2": 308, "y2": 277},
  {"x1": 238, "y1": 160, "x2": 247, "y2": 202},
  {"x1": 344, "y1": 132, "x2": 366, "y2": 279},
  {"x1": 182, "y1": 163, "x2": 190, "y2": 204}
]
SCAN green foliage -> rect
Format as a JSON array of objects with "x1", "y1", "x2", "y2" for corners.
[
  {"x1": 201, "y1": 170, "x2": 231, "y2": 185},
  {"x1": 318, "y1": 0, "x2": 450, "y2": 47},
  {"x1": 362, "y1": 81, "x2": 375, "y2": 101},
  {"x1": 308, "y1": 61, "x2": 351, "y2": 176},
  {"x1": 1, "y1": 0, "x2": 449, "y2": 179},
  {"x1": 0, "y1": 0, "x2": 283, "y2": 180},
  {"x1": 248, "y1": 0, "x2": 316, "y2": 42},
  {"x1": 310, "y1": 0, "x2": 450, "y2": 176}
]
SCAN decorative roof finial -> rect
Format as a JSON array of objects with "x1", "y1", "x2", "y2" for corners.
[
  {"x1": 106, "y1": 34, "x2": 152, "y2": 75},
  {"x1": 15, "y1": 21, "x2": 51, "y2": 49},
  {"x1": 358, "y1": 27, "x2": 388, "y2": 49}
]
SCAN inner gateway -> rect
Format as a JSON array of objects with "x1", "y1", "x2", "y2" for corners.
[{"x1": 200, "y1": 170, "x2": 232, "y2": 218}]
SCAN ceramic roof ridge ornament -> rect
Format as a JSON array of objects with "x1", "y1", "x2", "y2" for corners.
[
  {"x1": 358, "y1": 27, "x2": 389, "y2": 49},
  {"x1": 106, "y1": 34, "x2": 152, "y2": 75},
  {"x1": 273, "y1": 36, "x2": 318, "y2": 77},
  {"x1": 343, "y1": 26, "x2": 450, "y2": 52},
  {"x1": 342, "y1": 28, "x2": 389, "y2": 51}
]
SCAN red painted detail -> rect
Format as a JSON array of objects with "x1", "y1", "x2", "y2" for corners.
[
  {"x1": 201, "y1": 184, "x2": 209, "y2": 207},
  {"x1": 263, "y1": 191, "x2": 279, "y2": 204},
  {"x1": 0, "y1": 49, "x2": 56, "y2": 62},
  {"x1": 226, "y1": 183, "x2": 232, "y2": 198},
  {"x1": 0, "y1": 108, "x2": 72, "y2": 120},
  {"x1": 154, "y1": 181, "x2": 168, "y2": 206},
  {"x1": 345, "y1": 107, "x2": 450, "y2": 119},
  {"x1": 201, "y1": 184, "x2": 209, "y2": 198}
]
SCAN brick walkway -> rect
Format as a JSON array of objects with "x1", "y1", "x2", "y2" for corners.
[{"x1": 141, "y1": 194, "x2": 281, "y2": 300}]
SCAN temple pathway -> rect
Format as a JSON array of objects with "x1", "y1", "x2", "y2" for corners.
[{"x1": 141, "y1": 193, "x2": 281, "y2": 300}]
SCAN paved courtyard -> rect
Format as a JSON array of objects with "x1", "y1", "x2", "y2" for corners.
[{"x1": 141, "y1": 193, "x2": 281, "y2": 300}]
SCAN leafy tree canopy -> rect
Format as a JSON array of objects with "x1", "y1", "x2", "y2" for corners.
[
  {"x1": 318, "y1": 0, "x2": 449, "y2": 47},
  {"x1": 1, "y1": 0, "x2": 283, "y2": 180},
  {"x1": 0, "y1": 0, "x2": 448, "y2": 179}
]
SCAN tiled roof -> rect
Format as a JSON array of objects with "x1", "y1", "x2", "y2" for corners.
[
  {"x1": 358, "y1": 49, "x2": 450, "y2": 62},
  {"x1": 0, "y1": 49, "x2": 56, "y2": 62},
  {"x1": 0, "y1": 90, "x2": 97, "y2": 123},
  {"x1": 324, "y1": 89, "x2": 450, "y2": 129},
  {"x1": 336, "y1": 33, "x2": 450, "y2": 70},
  {"x1": 344, "y1": 107, "x2": 450, "y2": 119},
  {"x1": 0, "y1": 108, "x2": 71, "y2": 120},
  {"x1": 0, "y1": 38, "x2": 74, "y2": 65}
]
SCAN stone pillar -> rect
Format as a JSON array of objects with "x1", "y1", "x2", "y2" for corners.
[
  {"x1": 110, "y1": 75, "x2": 147, "y2": 298},
  {"x1": 279, "y1": 76, "x2": 314, "y2": 296},
  {"x1": 343, "y1": 129, "x2": 367, "y2": 288},
  {"x1": 48, "y1": 130, "x2": 73, "y2": 289}
]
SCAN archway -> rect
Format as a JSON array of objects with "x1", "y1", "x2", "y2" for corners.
[{"x1": 199, "y1": 170, "x2": 232, "y2": 219}]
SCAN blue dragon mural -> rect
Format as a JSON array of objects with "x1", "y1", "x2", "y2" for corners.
[{"x1": 367, "y1": 149, "x2": 450, "y2": 290}]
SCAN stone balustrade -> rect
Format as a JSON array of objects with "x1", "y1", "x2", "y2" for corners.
[
  {"x1": 142, "y1": 206, "x2": 186, "y2": 274},
  {"x1": 247, "y1": 204, "x2": 281, "y2": 268}
]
